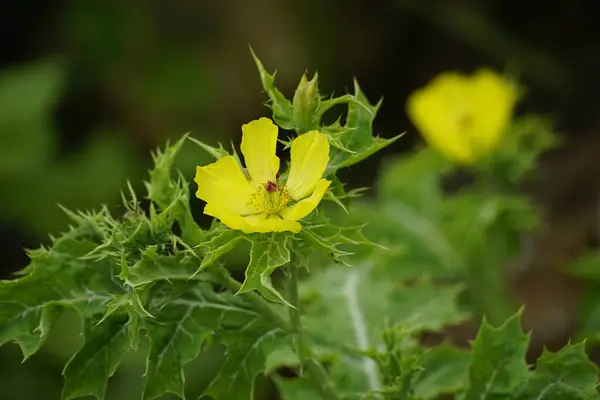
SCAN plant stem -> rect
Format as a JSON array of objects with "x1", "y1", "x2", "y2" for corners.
[
  {"x1": 289, "y1": 263, "x2": 340, "y2": 400},
  {"x1": 473, "y1": 237, "x2": 513, "y2": 326},
  {"x1": 211, "y1": 267, "x2": 292, "y2": 331}
]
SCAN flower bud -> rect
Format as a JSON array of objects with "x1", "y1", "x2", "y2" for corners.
[{"x1": 293, "y1": 72, "x2": 320, "y2": 132}]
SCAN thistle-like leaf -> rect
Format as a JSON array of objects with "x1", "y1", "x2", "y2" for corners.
[{"x1": 238, "y1": 233, "x2": 292, "y2": 306}]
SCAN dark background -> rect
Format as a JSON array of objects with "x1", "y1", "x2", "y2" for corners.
[{"x1": 2, "y1": 1, "x2": 600, "y2": 398}]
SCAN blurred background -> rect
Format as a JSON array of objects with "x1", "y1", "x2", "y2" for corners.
[{"x1": 2, "y1": 0, "x2": 600, "y2": 398}]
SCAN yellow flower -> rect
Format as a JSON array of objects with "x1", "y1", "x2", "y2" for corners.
[
  {"x1": 194, "y1": 117, "x2": 331, "y2": 233},
  {"x1": 407, "y1": 69, "x2": 517, "y2": 164}
]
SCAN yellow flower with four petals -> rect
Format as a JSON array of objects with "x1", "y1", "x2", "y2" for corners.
[
  {"x1": 194, "y1": 118, "x2": 331, "y2": 233},
  {"x1": 407, "y1": 69, "x2": 517, "y2": 165}
]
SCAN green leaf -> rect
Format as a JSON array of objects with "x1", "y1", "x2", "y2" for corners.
[
  {"x1": 274, "y1": 376, "x2": 321, "y2": 400},
  {"x1": 62, "y1": 315, "x2": 131, "y2": 400},
  {"x1": 96, "y1": 289, "x2": 151, "y2": 349},
  {"x1": 250, "y1": 48, "x2": 295, "y2": 130},
  {"x1": 187, "y1": 136, "x2": 230, "y2": 159},
  {"x1": 389, "y1": 281, "x2": 468, "y2": 334},
  {"x1": 0, "y1": 235, "x2": 122, "y2": 360},
  {"x1": 0, "y1": 215, "x2": 132, "y2": 399},
  {"x1": 302, "y1": 263, "x2": 466, "y2": 349},
  {"x1": 146, "y1": 134, "x2": 204, "y2": 245},
  {"x1": 300, "y1": 215, "x2": 385, "y2": 266},
  {"x1": 126, "y1": 250, "x2": 200, "y2": 287},
  {"x1": 300, "y1": 262, "x2": 466, "y2": 396},
  {"x1": 464, "y1": 312, "x2": 530, "y2": 400},
  {"x1": 238, "y1": 233, "x2": 292, "y2": 306},
  {"x1": 378, "y1": 147, "x2": 449, "y2": 213},
  {"x1": 298, "y1": 229, "x2": 353, "y2": 266},
  {"x1": 204, "y1": 321, "x2": 290, "y2": 400},
  {"x1": 192, "y1": 229, "x2": 245, "y2": 276},
  {"x1": 326, "y1": 80, "x2": 401, "y2": 174},
  {"x1": 142, "y1": 283, "x2": 262, "y2": 400},
  {"x1": 147, "y1": 134, "x2": 188, "y2": 210},
  {"x1": 414, "y1": 344, "x2": 470, "y2": 398},
  {"x1": 264, "y1": 345, "x2": 300, "y2": 374},
  {"x1": 513, "y1": 343, "x2": 600, "y2": 400}
]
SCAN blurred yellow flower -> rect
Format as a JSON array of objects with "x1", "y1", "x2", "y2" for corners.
[
  {"x1": 407, "y1": 69, "x2": 517, "y2": 164},
  {"x1": 194, "y1": 117, "x2": 331, "y2": 233}
]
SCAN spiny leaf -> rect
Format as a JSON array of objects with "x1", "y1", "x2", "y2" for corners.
[
  {"x1": 187, "y1": 136, "x2": 230, "y2": 159},
  {"x1": 298, "y1": 229, "x2": 353, "y2": 266},
  {"x1": 513, "y1": 342, "x2": 600, "y2": 400},
  {"x1": 126, "y1": 249, "x2": 199, "y2": 287},
  {"x1": 300, "y1": 219, "x2": 385, "y2": 266},
  {"x1": 238, "y1": 233, "x2": 292, "y2": 306},
  {"x1": 0, "y1": 216, "x2": 131, "y2": 400},
  {"x1": 192, "y1": 229, "x2": 245, "y2": 277},
  {"x1": 326, "y1": 80, "x2": 401, "y2": 174},
  {"x1": 142, "y1": 283, "x2": 262, "y2": 400},
  {"x1": 250, "y1": 47, "x2": 294, "y2": 130},
  {"x1": 321, "y1": 119, "x2": 358, "y2": 154},
  {"x1": 61, "y1": 315, "x2": 131, "y2": 400},
  {"x1": 97, "y1": 289, "x2": 151, "y2": 350},
  {"x1": 204, "y1": 321, "x2": 291, "y2": 400},
  {"x1": 0, "y1": 235, "x2": 121, "y2": 360},
  {"x1": 299, "y1": 262, "x2": 466, "y2": 396},
  {"x1": 373, "y1": 326, "x2": 424, "y2": 398},
  {"x1": 414, "y1": 344, "x2": 470, "y2": 398},
  {"x1": 147, "y1": 134, "x2": 188, "y2": 210},
  {"x1": 464, "y1": 311, "x2": 530, "y2": 399},
  {"x1": 145, "y1": 134, "x2": 204, "y2": 246}
]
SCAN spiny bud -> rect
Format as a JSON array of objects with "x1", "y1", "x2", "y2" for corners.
[{"x1": 292, "y1": 72, "x2": 320, "y2": 133}]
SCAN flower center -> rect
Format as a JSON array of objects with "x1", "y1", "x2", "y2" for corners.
[
  {"x1": 457, "y1": 113, "x2": 474, "y2": 131},
  {"x1": 247, "y1": 180, "x2": 290, "y2": 215}
]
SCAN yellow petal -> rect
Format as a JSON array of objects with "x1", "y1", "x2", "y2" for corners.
[
  {"x1": 204, "y1": 202, "x2": 251, "y2": 232},
  {"x1": 205, "y1": 203, "x2": 301, "y2": 233},
  {"x1": 406, "y1": 69, "x2": 516, "y2": 165},
  {"x1": 286, "y1": 130, "x2": 330, "y2": 200},
  {"x1": 250, "y1": 216, "x2": 302, "y2": 233},
  {"x1": 407, "y1": 72, "x2": 475, "y2": 164},
  {"x1": 194, "y1": 156, "x2": 255, "y2": 215},
  {"x1": 280, "y1": 179, "x2": 330, "y2": 221},
  {"x1": 469, "y1": 69, "x2": 517, "y2": 153},
  {"x1": 241, "y1": 118, "x2": 280, "y2": 184}
]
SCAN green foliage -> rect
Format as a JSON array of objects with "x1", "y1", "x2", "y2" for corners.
[
  {"x1": 464, "y1": 313, "x2": 600, "y2": 400},
  {"x1": 1, "y1": 51, "x2": 598, "y2": 400},
  {"x1": 346, "y1": 144, "x2": 544, "y2": 325},
  {"x1": 413, "y1": 344, "x2": 470, "y2": 398},
  {"x1": 251, "y1": 48, "x2": 401, "y2": 176},
  {"x1": 280, "y1": 262, "x2": 466, "y2": 398},
  {"x1": 238, "y1": 233, "x2": 292, "y2": 305},
  {"x1": 464, "y1": 312, "x2": 530, "y2": 399}
]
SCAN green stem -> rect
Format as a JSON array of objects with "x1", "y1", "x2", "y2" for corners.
[
  {"x1": 211, "y1": 267, "x2": 292, "y2": 332},
  {"x1": 466, "y1": 260, "x2": 509, "y2": 326},
  {"x1": 289, "y1": 264, "x2": 340, "y2": 400}
]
